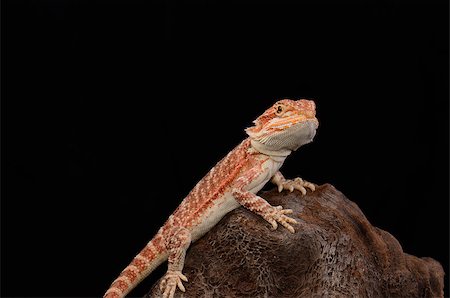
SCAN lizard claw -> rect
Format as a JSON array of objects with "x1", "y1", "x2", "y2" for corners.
[
  {"x1": 276, "y1": 177, "x2": 315, "y2": 195},
  {"x1": 277, "y1": 183, "x2": 284, "y2": 193},
  {"x1": 160, "y1": 270, "x2": 188, "y2": 298},
  {"x1": 264, "y1": 205, "x2": 298, "y2": 233}
]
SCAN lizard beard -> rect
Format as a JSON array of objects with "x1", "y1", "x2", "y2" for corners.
[{"x1": 250, "y1": 120, "x2": 318, "y2": 153}]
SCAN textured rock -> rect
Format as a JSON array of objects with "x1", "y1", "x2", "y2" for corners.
[{"x1": 146, "y1": 184, "x2": 444, "y2": 297}]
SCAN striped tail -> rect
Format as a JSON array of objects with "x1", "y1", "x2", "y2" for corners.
[{"x1": 104, "y1": 235, "x2": 168, "y2": 298}]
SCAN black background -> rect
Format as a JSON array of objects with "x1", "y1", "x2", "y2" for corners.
[{"x1": 2, "y1": 0, "x2": 448, "y2": 297}]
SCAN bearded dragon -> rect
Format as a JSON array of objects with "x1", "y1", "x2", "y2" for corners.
[{"x1": 104, "y1": 99, "x2": 319, "y2": 298}]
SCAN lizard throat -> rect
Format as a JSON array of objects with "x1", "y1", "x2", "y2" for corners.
[
  {"x1": 250, "y1": 140, "x2": 292, "y2": 158},
  {"x1": 248, "y1": 120, "x2": 318, "y2": 154}
]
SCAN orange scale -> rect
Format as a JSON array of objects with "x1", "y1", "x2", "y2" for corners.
[
  {"x1": 139, "y1": 246, "x2": 154, "y2": 260},
  {"x1": 131, "y1": 258, "x2": 147, "y2": 272},
  {"x1": 120, "y1": 268, "x2": 138, "y2": 283},
  {"x1": 111, "y1": 279, "x2": 128, "y2": 292}
]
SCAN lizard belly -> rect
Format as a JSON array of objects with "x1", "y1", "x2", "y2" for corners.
[
  {"x1": 190, "y1": 157, "x2": 284, "y2": 242},
  {"x1": 190, "y1": 192, "x2": 240, "y2": 242},
  {"x1": 246, "y1": 157, "x2": 285, "y2": 194}
]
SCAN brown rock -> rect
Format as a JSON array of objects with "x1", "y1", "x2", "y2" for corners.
[{"x1": 146, "y1": 184, "x2": 444, "y2": 297}]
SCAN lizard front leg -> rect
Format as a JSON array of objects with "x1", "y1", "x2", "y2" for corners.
[
  {"x1": 271, "y1": 171, "x2": 315, "y2": 195},
  {"x1": 160, "y1": 227, "x2": 191, "y2": 298},
  {"x1": 232, "y1": 168, "x2": 298, "y2": 233}
]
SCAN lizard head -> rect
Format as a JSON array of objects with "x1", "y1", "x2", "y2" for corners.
[{"x1": 246, "y1": 99, "x2": 319, "y2": 152}]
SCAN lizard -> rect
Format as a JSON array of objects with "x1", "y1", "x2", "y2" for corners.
[{"x1": 104, "y1": 99, "x2": 319, "y2": 298}]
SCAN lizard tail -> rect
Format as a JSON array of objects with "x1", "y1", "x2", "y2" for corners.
[{"x1": 104, "y1": 234, "x2": 168, "y2": 298}]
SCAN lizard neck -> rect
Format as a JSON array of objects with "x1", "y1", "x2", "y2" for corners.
[{"x1": 250, "y1": 139, "x2": 292, "y2": 160}]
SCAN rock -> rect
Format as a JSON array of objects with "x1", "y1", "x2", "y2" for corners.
[{"x1": 146, "y1": 184, "x2": 444, "y2": 297}]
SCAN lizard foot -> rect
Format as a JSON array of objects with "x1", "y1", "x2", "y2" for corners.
[
  {"x1": 263, "y1": 205, "x2": 298, "y2": 233},
  {"x1": 160, "y1": 270, "x2": 188, "y2": 298},
  {"x1": 276, "y1": 177, "x2": 315, "y2": 195}
]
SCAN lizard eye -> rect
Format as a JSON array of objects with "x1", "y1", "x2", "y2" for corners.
[{"x1": 275, "y1": 105, "x2": 284, "y2": 115}]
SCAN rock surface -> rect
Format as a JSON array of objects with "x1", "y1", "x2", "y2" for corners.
[{"x1": 146, "y1": 184, "x2": 444, "y2": 297}]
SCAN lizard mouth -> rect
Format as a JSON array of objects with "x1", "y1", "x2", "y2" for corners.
[
  {"x1": 266, "y1": 114, "x2": 318, "y2": 131},
  {"x1": 308, "y1": 117, "x2": 319, "y2": 129}
]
